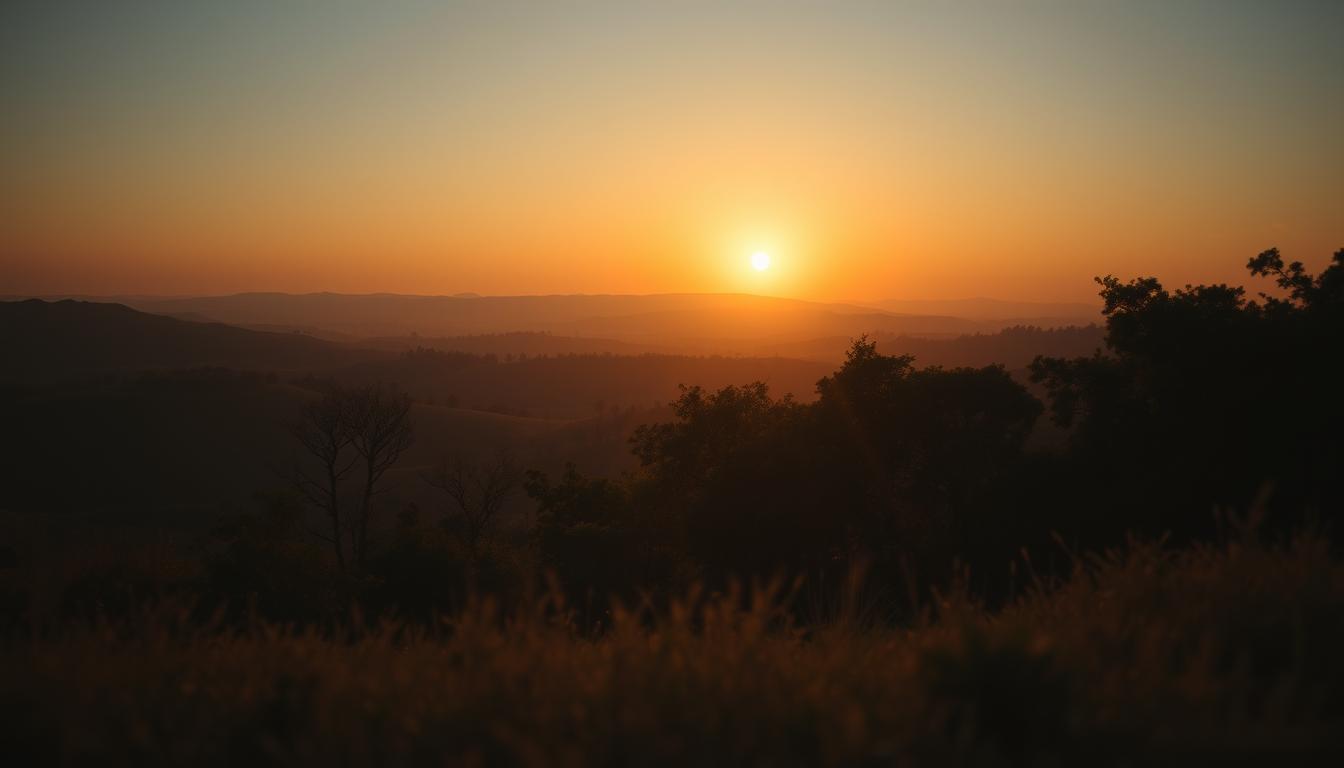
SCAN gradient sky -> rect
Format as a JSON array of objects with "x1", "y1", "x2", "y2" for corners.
[{"x1": 2, "y1": 0, "x2": 1341, "y2": 302}]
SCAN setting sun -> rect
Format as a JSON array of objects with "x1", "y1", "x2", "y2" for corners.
[{"x1": 751, "y1": 251, "x2": 772, "y2": 272}]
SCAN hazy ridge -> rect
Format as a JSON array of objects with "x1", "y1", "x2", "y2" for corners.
[{"x1": 89, "y1": 292, "x2": 1097, "y2": 348}]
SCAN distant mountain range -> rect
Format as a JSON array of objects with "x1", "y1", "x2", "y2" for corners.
[
  {"x1": 9, "y1": 292, "x2": 1098, "y2": 354},
  {"x1": 864, "y1": 297, "x2": 1099, "y2": 322},
  {"x1": 1, "y1": 296, "x2": 1107, "y2": 425}
]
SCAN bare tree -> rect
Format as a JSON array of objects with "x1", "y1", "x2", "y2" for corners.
[
  {"x1": 291, "y1": 387, "x2": 356, "y2": 575},
  {"x1": 422, "y1": 451, "x2": 521, "y2": 555},
  {"x1": 347, "y1": 384, "x2": 414, "y2": 567}
]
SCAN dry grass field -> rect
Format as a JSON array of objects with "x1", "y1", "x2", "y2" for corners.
[{"x1": 5, "y1": 529, "x2": 1339, "y2": 766}]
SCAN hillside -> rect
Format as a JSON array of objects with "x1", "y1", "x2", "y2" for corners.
[
  {"x1": 332, "y1": 351, "x2": 834, "y2": 419},
  {"x1": 119, "y1": 292, "x2": 987, "y2": 347},
  {"x1": 0, "y1": 298, "x2": 1104, "y2": 526},
  {"x1": 0, "y1": 299, "x2": 382, "y2": 382},
  {"x1": 362, "y1": 331, "x2": 663, "y2": 357},
  {"x1": 0, "y1": 370, "x2": 568, "y2": 530},
  {"x1": 869, "y1": 296, "x2": 1099, "y2": 322}
]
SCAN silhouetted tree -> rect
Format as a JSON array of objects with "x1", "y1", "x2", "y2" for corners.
[
  {"x1": 815, "y1": 339, "x2": 1042, "y2": 584},
  {"x1": 292, "y1": 386, "x2": 357, "y2": 574},
  {"x1": 622, "y1": 340, "x2": 1042, "y2": 596},
  {"x1": 347, "y1": 384, "x2": 414, "y2": 568},
  {"x1": 525, "y1": 464, "x2": 668, "y2": 613},
  {"x1": 631, "y1": 382, "x2": 828, "y2": 582},
  {"x1": 1030, "y1": 247, "x2": 1344, "y2": 543},
  {"x1": 290, "y1": 383, "x2": 414, "y2": 573},
  {"x1": 422, "y1": 451, "x2": 521, "y2": 555}
]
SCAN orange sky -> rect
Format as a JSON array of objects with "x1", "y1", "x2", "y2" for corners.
[{"x1": 2, "y1": 1, "x2": 1341, "y2": 302}]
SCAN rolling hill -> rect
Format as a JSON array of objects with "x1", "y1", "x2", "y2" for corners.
[
  {"x1": 867, "y1": 297, "x2": 1100, "y2": 323},
  {"x1": 116, "y1": 292, "x2": 986, "y2": 348},
  {"x1": 0, "y1": 296, "x2": 1100, "y2": 529},
  {"x1": 0, "y1": 299, "x2": 384, "y2": 382},
  {"x1": 0, "y1": 370, "x2": 568, "y2": 530}
]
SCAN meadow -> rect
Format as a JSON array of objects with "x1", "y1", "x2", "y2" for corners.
[{"x1": 4, "y1": 526, "x2": 1339, "y2": 766}]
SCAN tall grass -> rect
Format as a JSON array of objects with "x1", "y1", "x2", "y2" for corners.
[{"x1": 3, "y1": 531, "x2": 1341, "y2": 765}]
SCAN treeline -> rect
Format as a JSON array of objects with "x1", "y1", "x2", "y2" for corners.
[
  {"x1": 324, "y1": 327, "x2": 1106, "y2": 419},
  {"x1": 363, "y1": 330, "x2": 655, "y2": 357},
  {"x1": 872, "y1": 324, "x2": 1104, "y2": 369}
]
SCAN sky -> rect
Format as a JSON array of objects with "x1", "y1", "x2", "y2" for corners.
[{"x1": 2, "y1": 0, "x2": 1341, "y2": 302}]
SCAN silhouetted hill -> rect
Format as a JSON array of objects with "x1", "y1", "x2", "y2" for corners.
[
  {"x1": 363, "y1": 331, "x2": 662, "y2": 357},
  {"x1": 0, "y1": 299, "x2": 384, "y2": 382},
  {"x1": 0, "y1": 370, "x2": 568, "y2": 528},
  {"x1": 328, "y1": 350, "x2": 833, "y2": 419},
  {"x1": 0, "y1": 300, "x2": 1107, "y2": 526},
  {"x1": 868, "y1": 296, "x2": 1099, "y2": 323},
  {"x1": 332, "y1": 327, "x2": 1107, "y2": 419},
  {"x1": 118, "y1": 292, "x2": 987, "y2": 347}
]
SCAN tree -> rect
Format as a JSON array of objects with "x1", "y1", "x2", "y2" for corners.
[
  {"x1": 291, "y1": 386, "x2": 356, "y2": 575},
  {"x1": 625, "y1": 342, "x2": 1042, "y2": 591},
  {"x1": 1248, "y1": 246, "x2": 1344, "y2": 312},
  {"x1": 524, "y1": 464, "x2": 665, "y2": 611},
  {"x1": 291, "y1": 383, "x2": 415, "y2": 574},
  {"x1": 347, "y1": 384, "x2": 414, "y2": 568},
  {"x1": 812, "y1": 339, "x2": 1042, "y2": 586},
  {"x1": 422, "y1": 451, "x2": 521, "y2": 555},
  {"x1": 632, "y1": 381, "x2": 800, "y2": 498},
  {"x1": 1029, "y1": 248, "x2": 1344, "y2": 542}
]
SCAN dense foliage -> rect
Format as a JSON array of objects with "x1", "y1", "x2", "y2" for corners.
[
  {"x1": 521, "y1": 251, "x2": 1344, "y2": 614},
  {"x1": 1030, "y1": 248, "x2": 1344, "y2": 544}
]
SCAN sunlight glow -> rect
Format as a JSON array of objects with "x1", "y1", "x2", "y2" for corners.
[{"x1": 751, "y1": 251, "x2": 772, "y2": 272}]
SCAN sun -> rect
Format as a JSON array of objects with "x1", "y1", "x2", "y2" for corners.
[{"x1": 750, "y1": 251, "x2": 772, "y2": 271}]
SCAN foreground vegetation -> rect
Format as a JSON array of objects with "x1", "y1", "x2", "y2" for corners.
[{"x1": 4, "y1": 528, "x2": 1341, "y2": 765}]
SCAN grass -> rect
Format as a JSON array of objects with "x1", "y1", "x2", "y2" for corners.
[{"x1": 3, "y1": 531, "x2": 1341, "y2": 766}]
